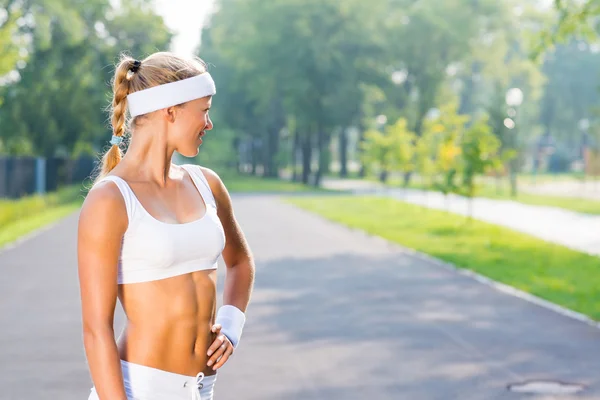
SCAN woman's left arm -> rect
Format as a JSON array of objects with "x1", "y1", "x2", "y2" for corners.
[
  {"x1": 202, "y1": 167, "x2": 255, "y2": 368},
  {"x1": 207, "y1": 167, "x2": 255, "y2": 310}
]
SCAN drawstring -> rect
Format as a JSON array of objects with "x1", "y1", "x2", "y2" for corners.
[{"x1": 191, "y1": 372, "x2": 204, "y2": 400}]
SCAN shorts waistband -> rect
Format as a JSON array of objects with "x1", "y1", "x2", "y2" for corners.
[{"x1": 120, "y1": 360, "x2": 216, "y2": 399}]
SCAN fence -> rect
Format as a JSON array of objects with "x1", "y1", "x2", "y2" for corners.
[{"x1": 0, "y1": 156, "x2": 97, "y2": 199}]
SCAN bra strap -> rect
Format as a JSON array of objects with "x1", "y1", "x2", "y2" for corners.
[
  {"x1": 181, "y1": 164, "x2": 217, "y2": 209},
  {"x1": 94, "y1": 175, "x2": 138, "y2": 221}
]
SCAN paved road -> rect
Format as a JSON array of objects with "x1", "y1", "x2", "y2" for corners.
[
  {"x1": 2, "y1": 195, "x2": 600, "y2": 399},
  {"x1": 523, "y1": 180, "x2": 600, "y2": 200},
  {"x1": 323, "y1": 178, "x2": 600, "y2": 257}
]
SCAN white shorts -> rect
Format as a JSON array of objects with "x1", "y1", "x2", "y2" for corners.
[{"x1": 88, "y1": 360, "x2": 217, "y2": 400}]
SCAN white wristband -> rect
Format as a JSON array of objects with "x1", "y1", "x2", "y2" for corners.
[{"x1": 215, "y1": 305, "x2": 246, "y2": 348}]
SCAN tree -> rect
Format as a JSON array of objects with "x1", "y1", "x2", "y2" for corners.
[
  {"x1": 533, "y1": 0, "x2": 600, "y2": 58},
  {"x1": 0, "y1": 0, "x2": 172, "y2": 156},
  {"x1": 458, "y1": 116, "x2": 502, "y2": 217},
  {"x1": 360, "y1": 117, "x2": 415, "y2": 183},
  {"x1": 383, "y1": 0, "x2": 507, "y2": 187},
  {"x1": 201, "y1": 0, "x2": 385, "y2": 185},
  {"x1": 0, "y1": 1, "x2": 23, "y2": 77},
  {"x1": 419, "y1": 103, "x2": 468, "y2": 198}
]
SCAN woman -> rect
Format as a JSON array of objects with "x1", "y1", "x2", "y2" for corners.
[{"x1": 77, "y1": 52, "x2": 255, "y2": 400}]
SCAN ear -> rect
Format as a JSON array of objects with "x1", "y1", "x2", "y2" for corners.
[{"x1": 162, "y1": 106, "x2": 177, "y2": 123}]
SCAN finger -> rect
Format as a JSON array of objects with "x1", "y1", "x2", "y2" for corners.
[
  {"x1": 212, "y1": 342, "x2": 234, "y2": 370},
  {"x1": 209, "y1": 324, "x2": 221, "y2": 345},
  {"x1": 207, "y1": 334, "x2": 226, "y2": 357},
  {"x1": 206, "y1": 337, "x2": 224, "y2": 358},
  {"x1": 207, "y1": 341, "x2": 227, "y2": 367}
]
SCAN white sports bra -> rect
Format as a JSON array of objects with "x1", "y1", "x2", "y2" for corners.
[{"x1": 96, "y1": 164, "x2": 226, "y2": 284}]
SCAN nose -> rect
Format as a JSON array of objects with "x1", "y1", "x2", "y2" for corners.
[{"x1": 205, "y1": 115, "x2": 213, "y2": 131}]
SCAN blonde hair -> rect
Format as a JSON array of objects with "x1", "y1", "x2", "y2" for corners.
[{"x1": 97, "y1": 52, "x2": 208, "y2": 180}]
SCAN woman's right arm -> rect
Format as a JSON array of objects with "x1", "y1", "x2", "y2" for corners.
[{"x1": 77, "y1": 182, "x2": 128, "y2": 400}]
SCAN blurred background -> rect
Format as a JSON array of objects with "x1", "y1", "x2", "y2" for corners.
[
  {"x1": 2, "y1": 1, "x2": 600, "y2": 217},
  {"x1": 4, "y1": 1, "x2": 600, "y2": 398}
]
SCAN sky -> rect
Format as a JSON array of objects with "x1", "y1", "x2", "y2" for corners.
[{"x1": 153, "y1": 0, "x2": 216, "y2": 56}]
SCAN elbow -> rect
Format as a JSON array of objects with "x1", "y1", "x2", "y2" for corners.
[
  {"x1": 82, "y1": 320, "x2": 115, "y2": 346},
  {"x1": 228, "y1": 253, "x2": 255, "y2": 270},
  {"x1": 236, "y1": 257, "x2": 255, "y2": 273}
]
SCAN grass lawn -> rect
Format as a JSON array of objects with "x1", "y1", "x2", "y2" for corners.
[
  {"x1": 0, "y1": 186, "x2": 86, "y2": 249},
  {"x1": 220, "y1": 172, "x2": 329, "y2": 193},
  {"x1": 287, "y1": 195, "x2": 600, "y2": 321},
  {"x1": 0, "y1": 172, "x2": 322, "y2": 250}
]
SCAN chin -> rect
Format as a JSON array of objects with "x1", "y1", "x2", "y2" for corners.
[{"x1": 178, "y1": 146, "x2": 200, "y2": 158}]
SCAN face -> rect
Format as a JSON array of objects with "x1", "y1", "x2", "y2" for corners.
[{"x1": 166, "y1": 96, "x2": 213, "y2": 157}]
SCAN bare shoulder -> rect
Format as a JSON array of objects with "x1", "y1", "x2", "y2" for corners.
[
  {"x1": 78, "y1": 179, "x2": 128, "y2": 234},
  {"x1": 197, "y1": 166, "x2": 231, "y2": 203}
]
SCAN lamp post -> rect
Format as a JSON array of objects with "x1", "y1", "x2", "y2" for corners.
[{"x1": 505, "y1": 88, "x2": 523, "y2": 197}]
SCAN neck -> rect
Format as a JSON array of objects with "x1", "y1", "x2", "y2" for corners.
[{"x1": 121, "y1": 127, "x2": 175, "y2": 187}]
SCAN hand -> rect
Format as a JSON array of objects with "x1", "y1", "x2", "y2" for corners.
[{"x1": 206, "y1": 324, "x2": 233, "y2": 370}]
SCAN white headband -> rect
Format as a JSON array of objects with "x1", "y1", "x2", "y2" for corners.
[{"x1": 126, "y1": 73, "x2": 216, "y2": 117}]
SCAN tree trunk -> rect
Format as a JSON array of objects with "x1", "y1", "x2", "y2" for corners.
[
  {"x1": 233, "y1": 137, "x2": 241, "y2": 174},
  {"x1": 251, "y1": 139, "x2": 258, "y2": 175},
  {"x1": 314, "y1": 128, "x2": 329, "y2": 187},
  {"x1": 379, "y1": 169, "x2": 388, "y2": 183},
  {"x1": 403, "y1": 171, "x2": 413, "y2": 186},
  {"x1": 339, "y1": 126, "x2": 348, "y2": 178},
  {"x1": 509, "y1": 157, "x2": 518, "y2": 197},
  {"x1": 263, "y1": 126, "x2": 280, "y2": 178},
  {"x1": 301, "y1": 133, "x2": 312, "y2": 185},
  {"x1": 292, "y1": 129, "x2": 300, "y2": 182},
  {"x1": 263, "y1": 97, "x2": 284, "y2": 178},
  {"x1": 358, "y1": 119, "x2": 367, "y2": 178}
]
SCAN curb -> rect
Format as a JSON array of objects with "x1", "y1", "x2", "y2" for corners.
[
  {"x1": 404, "y1": 247, "x2": 600, "y2": 330},
  {"x1": 288, "y1": 200, "x2": 600, "y2": 332},
  {"x1": 366, "y1": 231, "x2": 600, "y2": 331}
]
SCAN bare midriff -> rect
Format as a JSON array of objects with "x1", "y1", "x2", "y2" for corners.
[{"x1": 116, "y1": 269, "x2": 218, "y2": 377}]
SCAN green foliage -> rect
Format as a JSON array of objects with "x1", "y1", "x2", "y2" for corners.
[
  {"x1": 458, "y1": 116, "x2": 502, "y2": 200},
  {"x1": 219, "y1": 172, "x2": 328, "y2": 193},
  {"x1": 202, "y1": 0, "x2": 387, "y2": 178},
  {"x1": 360, "y1": 118, "x2": 415, "y2": 182},
  {"x1": 407, "y1": 103, "x2": 503, "y2": 209},
  {"x1": 0, "y1": 185, "x2": 84, "y2": 229},
  {"x1": 195, "y1": 127, "x2": 238, "y2": 170},
  {"x1": 419, "y1": 103, "x2": 468, "y2": 195},
  {"x1": 72, "y1": 140, "x2": 96, "y2": 158},
  {"x1": 0, "y1": 0, "x2": 172, "y2": 157},
  {"x1": 533, "y1": 0, "x2": 600, "y2": 58},
  {"x1": 0, "y1": 6, "x2": 22, "y2": 76},
  {"x1": 0, "y1": 0, "x2": 598, "y2": 184},
  {"x1": 0, "y1": 184, "x2": 85, "y2": 248}
]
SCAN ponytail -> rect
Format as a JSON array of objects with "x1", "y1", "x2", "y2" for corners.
[{"x1": 96, "y1": 57, "x2": 140, "y2": 181}]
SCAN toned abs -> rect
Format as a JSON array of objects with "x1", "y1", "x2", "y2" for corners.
[{"x1": 116, "y1": 269, "x2": 218, "y2": 377}]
